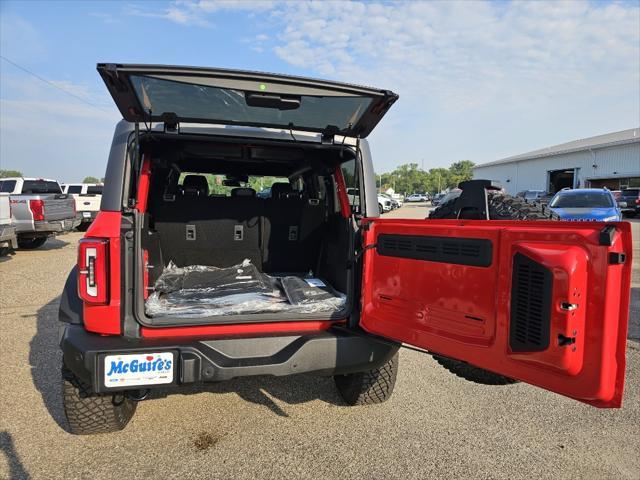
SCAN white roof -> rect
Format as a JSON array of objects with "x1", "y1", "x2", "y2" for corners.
[{"x1": 475, "y1": 128, "x2": 639, "y2": 168}]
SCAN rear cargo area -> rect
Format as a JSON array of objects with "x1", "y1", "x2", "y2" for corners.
[{"x1": 137, "y1": 135, "x2": 355, "y2": 325}]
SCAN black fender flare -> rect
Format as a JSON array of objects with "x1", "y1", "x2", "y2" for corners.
[{"x1": 59, "y1": 266, "x2": 83, "y2": 325}]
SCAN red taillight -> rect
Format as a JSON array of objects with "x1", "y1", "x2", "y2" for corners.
[
  {"x1": 29, "y1": 199, "x2": 45, "y2": 221},
  {"x1": 78, "y1": 238, "x2": 109, "y2": 304},
  {"x1": 635, "y1": 198, "x2": 640, "y2": 205}
]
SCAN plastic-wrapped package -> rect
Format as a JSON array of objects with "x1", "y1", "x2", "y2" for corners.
[
  {"x1": 154, "y1": 260, "x2": 270, "y2": 296},
  {"x1": 145, "y1": 260, "x2": 346, "y2": 318},
  {"x1": 280, "y1": 276, "x2": 341, "y2": 305}
]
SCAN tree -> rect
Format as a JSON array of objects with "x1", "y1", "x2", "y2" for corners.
[
  {"x1": 0, "y1": 169, "x2": 22, "y2": 178},
  {"x1": 83, "y1": 176, "x2": 101, "y2": 183},
  {"x1": 448, "y1": 160, "x2": 475, "y2": 188}
]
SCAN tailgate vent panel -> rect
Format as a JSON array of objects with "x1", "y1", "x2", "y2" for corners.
[
  {"x1": 377, "y1": 234, "x2": 492, "y2": 267},
  {"x1": 509, "y1": 253, "x2": 552, "y2": 352}
]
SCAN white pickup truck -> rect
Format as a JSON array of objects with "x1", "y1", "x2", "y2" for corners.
[
  {"x1": 61, "y1": 183, "x2": 103, "y2": 231},
  {"x1": 0, "y1": 193, "x2": 17, "y2": 255},
  {"x1": 0, "y1": 177, "x2": 79, "y2": 249}
]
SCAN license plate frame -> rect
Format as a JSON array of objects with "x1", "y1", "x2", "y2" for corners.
[{"x1": 101, "y1": 351, "x2": 177, "y2": 390}]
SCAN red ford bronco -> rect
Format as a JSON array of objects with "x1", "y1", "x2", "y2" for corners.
[{"x1": 58, "y1": 64, "x2": 632, "y2": 434}]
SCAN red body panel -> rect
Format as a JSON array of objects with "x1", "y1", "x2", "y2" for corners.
[
  {"x1": 136, "y1": 155, "x2": 151, "y2": 213},
  {"x1": 359, "y1": 218, "x2": 632, "y2": 408},
  {"x1": 83, "y1": 211, "x2": 122, "y2": 335},
  {"x1": 141, "y1": 320, "x2": 344, "y2": 338},
  {"x1": 333, "y1": 166, "x2": 351, "y2": 219}
]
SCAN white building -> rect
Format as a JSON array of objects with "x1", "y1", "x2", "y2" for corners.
[{"x1": 473, "y1": 128, "x2": 640, "y2": 195}]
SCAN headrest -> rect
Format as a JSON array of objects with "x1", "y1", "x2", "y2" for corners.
[
  {"x1": 270, "y1": 182, "x2": 291, "y2": 199},
  {"x1": 182, "y1": 175, "x2": 209, "y2": 196},
  {"x1": 231, "y1": 187, "x2": 256, "y2": 198}
]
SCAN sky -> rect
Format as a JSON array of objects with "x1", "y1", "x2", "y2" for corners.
[{"x1": 0, "y1": 0, "x2": 638, "y2": 182}]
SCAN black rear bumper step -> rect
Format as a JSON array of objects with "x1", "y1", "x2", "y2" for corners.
[{"x1": 60, "y1": 325, "x2": 399, "y2": 393}]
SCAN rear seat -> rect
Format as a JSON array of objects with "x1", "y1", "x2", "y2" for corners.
[
  {"x1": 262, "y1": 183, "x2": 324, "y2": 273},
  {"x1": 152, "y1": 178, "x2": 324, "y2": 272},
  {"x1": 153, "y1": 178, "x2": 262, "y2": 268}
]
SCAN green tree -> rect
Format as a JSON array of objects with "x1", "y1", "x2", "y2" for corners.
[
  {"x1": 0, "y1": 169, "x2": 22, "y2": 178},
  {"x1": 83, "y1": 176, "x2": 101, "y2": 183},
  {"x1": 448, "y1": 160, "x2": 475, "y2": 188}
]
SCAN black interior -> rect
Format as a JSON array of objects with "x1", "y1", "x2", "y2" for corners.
[{"x1": 139, "y1": 136, "x2": 355, "y2": 318}]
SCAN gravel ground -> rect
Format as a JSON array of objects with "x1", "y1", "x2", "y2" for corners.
[{"x1": 1, "y1": 210, "x2": 638, "y2": 480}]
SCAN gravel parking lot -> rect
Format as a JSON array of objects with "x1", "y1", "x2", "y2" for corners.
[{"x1": 1, "y1": 207, "x2": 638, "y2": 480}]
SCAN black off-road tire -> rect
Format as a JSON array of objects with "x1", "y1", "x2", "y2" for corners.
[
  {"x1": 62, "y1": 366, "x2": 137, "y2": 435},
  {"x1": 428, "y1": 192, "x2": 556, "y2": 385},
  {"x1": 76, "y1": 222, "x2": 90, "y2": 232},
  {"x1": 17, "y1": 237, "x2": 47, "y2": 249},
  {"x1": 334, "y1": 352, "x2": 399, "y2": 405}
]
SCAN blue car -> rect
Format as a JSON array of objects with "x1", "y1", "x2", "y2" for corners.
[{"x1": 548, "y1": 188, "x2": 622, "y2": 221}]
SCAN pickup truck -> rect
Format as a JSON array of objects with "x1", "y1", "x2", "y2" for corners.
[
  {"x1": 0, "y1": 193, "x2": 17, "y2": 255},
  {"x1": 0, "y1": 177, "x2": 79, "y2": 249},
  {"x1": 61, "y1": 183, "x2": 103, "y2": 230},
  {"x1": 618, "y1": 188, "x2": 640, "y2": 217}
]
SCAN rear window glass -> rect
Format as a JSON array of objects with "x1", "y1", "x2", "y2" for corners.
[
  {"x1": 87, "y1": 186, "x2": 103, "y2": 195},
  {"x1": 21, "y1": 180, "x2": 62, "y2": 194},
  {"x1": 550, "y1": 192, "x2": 613, "y2": 208},
  {"x1": 67, "y1": 185, "x2": 82, "y2": 194},
  {"x1": 622, "y1": 189, "x2": 639, "y2": 196},
  {"x1": 130, "y1": 75, "x2": 372, "y2": 133},
  {"x1": 0, "y1": 180, "x2": 16, "y2": 193}
]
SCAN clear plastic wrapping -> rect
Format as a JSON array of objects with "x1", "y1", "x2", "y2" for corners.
[{"x1": 145, "y1": 260, "x2": 346, "y2": 318}]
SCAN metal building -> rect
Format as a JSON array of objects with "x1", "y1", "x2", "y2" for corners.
[{"x1": 473, "y1": 128, "x2": 640, "y2": 195}]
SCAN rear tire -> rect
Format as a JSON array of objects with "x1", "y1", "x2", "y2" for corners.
[
  {"x1": 62, "y1": 366, "x2": 137, "y2": 435},
  {"x1": 334, "y1": 352, "x2": 399, "y2": 405},
  {"x1": 76, "y1": 223, "x2": 90, "y2": 232},
  {"x1": 378, "y1": 203, "x2": 384, "y2": 214},
  {"x1": 428, "y1": 192, "x2": 556, "y2": 385},
  {"x1": 17, "y1": 237, "x2": 47, "y2": 249}
]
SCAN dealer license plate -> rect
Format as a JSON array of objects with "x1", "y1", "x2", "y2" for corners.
[{"x1": 103, "y1": 352, "x2": 174, "y2": 388}]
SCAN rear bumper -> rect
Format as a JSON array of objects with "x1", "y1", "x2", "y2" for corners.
[
  {"x1": 0, "y1": 225, "x2": 17, "y2": 249},
  {"x1": 60, "y1": 324, "x2": 400, "y2": 393},
  {"x1": 32, "y1": 218, "x2": 80, "y2": 234},
  {"x1": 78, "y1": 211, "x2": 99, "y2": 223}
]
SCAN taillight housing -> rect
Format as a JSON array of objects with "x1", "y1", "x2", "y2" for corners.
[
  {"x1": 29, "y1": 199, "x2": 45, "y2": 221},
  {"x1": 78, "y1": 238, "x2": 109, "y2": 304},
  {"x1": 635, "y1": 198, "x2": 640, "y2": 205}
]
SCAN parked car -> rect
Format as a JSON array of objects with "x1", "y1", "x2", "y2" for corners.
[
  {"x1": 57, "y1": 63, "x2": 631, "y2": 435},
  {"x1": 618, "y1": 188, "x2": 640, "y2": 217},
  {"x1": 516, "y1": 190, "x2": 546, "y2": 203},
  {"x1": 378, "y1": 194, "x2": 392, "y2": 213},
  {"x1": 405, "y1": 193, "x2": 423, "y2": 202},
  {"x1": 0, "y1": 193, "x2": 17, "y2": 255},
  {"x1": 0, "y1": 177, "x2": 79, "y2": 249},
  {"x1": 431, "y1": 193, "x2": 445, "y2": 206},
  {"x1": 61, "y1": 183, "x2": 103, "y2": 231},
  {"x1": 548, "y1": 188, "x2": 621, "y2": 221}
]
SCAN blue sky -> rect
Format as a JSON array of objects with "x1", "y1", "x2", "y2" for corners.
[{"x1": 1, "y1": 0, "x2": 638, "y2": 182}]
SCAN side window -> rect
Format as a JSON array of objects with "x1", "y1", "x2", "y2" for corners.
[
  {"x1": 340, "y1": 159, "x2": 361, "y2": 213},
  {"x1": 68, "y1": 185, "x2": 83, "y2": 194}
]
